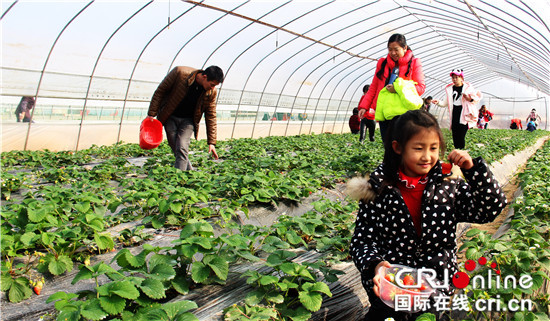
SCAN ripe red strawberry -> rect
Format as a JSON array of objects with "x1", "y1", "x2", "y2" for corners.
[
  {"x1": 403, "y1": 274, "x2": 415, "y2": 286},
  {"x1": 384, "y1": 273, "x2": 395, "y2": 283},
  {"x1": 441, "y1": 163, "x2": 452, "y2": 175},
  {"x1": 33, "y1": 279, "x2": 44, "y2": 295},
  {"x1": 419, "y1": 284, "x2": 427, "y2": 291}
]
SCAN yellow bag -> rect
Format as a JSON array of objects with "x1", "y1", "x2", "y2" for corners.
[{"x1": 375, "y1": 78, "x2": 422, "y2": 121}]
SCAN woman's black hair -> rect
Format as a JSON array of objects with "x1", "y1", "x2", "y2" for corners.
[
  {"x1": 382, "y1": 109, "x2": 445, "y2": 186},
  {"x1": 353, "y1": 107, "x2": 359, "y2": 115},
  {"x1": 376, "y1": 33, "x2": 413, "y2": 81}
]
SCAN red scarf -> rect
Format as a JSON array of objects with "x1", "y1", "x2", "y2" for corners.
[{"x1": 397, "y1": 170, "x2": 428, "y2": 237}]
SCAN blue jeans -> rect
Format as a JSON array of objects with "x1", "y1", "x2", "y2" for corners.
[{"x1": 164, "y1": 116, "x2": 194, "y2": 171}]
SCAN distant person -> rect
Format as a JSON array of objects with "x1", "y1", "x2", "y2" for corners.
[
  {"x1": 526, "y1": 121, "x2": 537, "y2": 132},
  {"x1": 433, "y1": 69, "x2": 481, "y2": 149},
  {"x1": 358, "y1": 33, "x2": 425, "y2": 144},
  {"x1": 478, "y1": 105, "x2": 494, "y2": 129},
  {"x1": 147, "y1": 66, "x2": 224, "y2": 171},
  {"x1": 422, "y1": 96, "x2": 433, "y2": 112},
  {"x1": 358, "y1": 85, "x2": 376, "y2": 142},
  {"x1": 15, "y1": 96, "x2": 35, "y2": 122},
  {"x1": 349, "y1": 108, "x2": 360, "y2": 134},
  {"x1": 526, "y1": 108, "x2": 542, "y2": 126},
  {"x1": 510, "y1": 118, "x2": 522, "y2": 130}
]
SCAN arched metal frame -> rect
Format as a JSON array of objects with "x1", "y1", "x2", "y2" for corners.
[
  {"x1": 75, "y1": 1, "x2": 154, "y2": 151},
  {"x1": 1, "y1": 0, "x2": 549, "y2": 151}
]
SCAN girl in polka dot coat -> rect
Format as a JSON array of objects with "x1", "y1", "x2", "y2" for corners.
[{"x1": 347, "y1": 110, "x2": 506, "y2": 320}]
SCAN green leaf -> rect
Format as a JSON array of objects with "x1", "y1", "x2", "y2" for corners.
[
  {"x1": 148, "y1": 254, "x2": 176, "y2": 270},
  {"x1": 530, "y1": 272, "x2": 544, "y2": 290},
  {"x1": 286, "y1": 230, "x2": 304, "y2": 245},
  {"x1": 109, "y1": 280, "x2": 140, "y2": 300},
  {"x1": 113, "y1": 249, "x2": 146, "y2": 268},
  {"x1": 57, "y1": 310, "x2": 81, "y2": 321},
  {"x1": 191, "y1": 262, "x2": 210, "y2": 284},
  {"x1": 46, "y1": 291, "x2": 79, "y2": 303},
  {"x1": 8, "y1": 277, "x2": 32, "y2": 303},
  {"x1": 72, "y1": 265, "x2": 94, "y2": 284},
  {"x1": 20, "y1": 232, "x2": 36, "y2": 246},
  {"x1": 81, "y1": 298, "x2": 109, "y2": 321},
  {"x1": 96, "y1": 262, "x2": 118, "y2": 275},
  {"x1": 138, "y1": 308, "x2": 170, "y2": 321},
  {"x1": 27, "y1": 207, "x2": 48, "y2": 223},
  {"x1": 244, "y1": 289, "x2": 265, "y2": 306},
  {"x1": 259, "y1": 275, "x2": 279, "y2": 286},
  {"x1": 151, "y1": 216, "x2": 165, "y2": 229},
  {"x1": 49, "y1": 255, "x2": 73, "y2": 275},
  {"x1": 284, "y1": 307, "x2": 311, "y2": 321},
  {"x1": 187, "y1": 236, "x2": 212, "y2": 250},
  {"x1": 465, "y1": 228, "x2": 481, "y2": 237},
  {"x1": 265, "y1": 292, "x2": 284, "y2": 304},
  {"x1": 465, "y1": 247, "x2": 481, "y2": 260},
  {"x1": 161, "y1": 300, "x2": 198, "y2": 319},
  {"x1": 305, "y1": 282, "x2": 332, "y2": 297},
  {"x1": 415, "y1": 313, "x2": 437, "y2": 321},
  {"x1": 87, "y1": 218, "x2": 105, "y2": 231},
  {"x1": 534, "y1": 313, "x2": 550, "y2": 321},
  {"x1": 139, "y1": 279, "x2": 166, "y2": 299},
  {"x1": 94, "y1": 233, "x2": 114, "y2": 250},
  {"x1": 148, "y1": 263, "x2": 176, "y2": 281},
  {"x1": 174, "y1": 312, "x2": 199, "y2": 321},
  {"x1": 1, "y1": 274, "x2": 13, "y2": 291},
  {"x1": 41, "y1": 232, "x2": 52, "y2": 246},
  {"x1": 298, "y1": 290, "x2": 323, "y2": 312},
  {"x1": 170, "y1": 202, "x2": 183, "y2": 213},
  {"x1": 99, "y1": 295, "x2": 126, "y2": 315},
  {"x1": 204, "y1": 256, "x2": 228, "y2": 281},
  {"x1": 75, "y1": 202, "x2": 91, "y2": 213},
  {"x1": 171, "y1": 275, "x2": 190, "y2": 295}
]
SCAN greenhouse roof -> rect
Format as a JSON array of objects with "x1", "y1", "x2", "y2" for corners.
[{"x1": 2, "y1": 0, "x2": 549, "y2": 103}]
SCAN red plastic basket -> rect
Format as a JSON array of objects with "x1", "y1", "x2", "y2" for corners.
[{"x1": 139, "y1": 118, "x2": 163, "y2": 150}]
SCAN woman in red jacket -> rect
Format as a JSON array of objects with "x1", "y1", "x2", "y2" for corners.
[{"x1": 358, "y1": 33, "x2": 425, "y2": 144}]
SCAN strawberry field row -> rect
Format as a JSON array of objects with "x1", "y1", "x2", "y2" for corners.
[{"x1": 0, "y1": 129, "x2": 548, "y2": 321}]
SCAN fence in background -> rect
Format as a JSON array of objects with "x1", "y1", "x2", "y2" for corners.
[{"x1": 2, "y1": 67, "x2": 547, "y2": 151}]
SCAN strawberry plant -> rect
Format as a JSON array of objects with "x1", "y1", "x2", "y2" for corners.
[
  {"x1": 231, "y1": 249, "x2": 335, "y2": 321},
  {"x1": 458, "y1": 139, "x2": 550, "y2": 320},
  {"x1": 1, "y1": 172, "x2": 26, "y2": 201},
  {"x1": 0, "y1": 251, "x2": 44, "y2": 303},
  {"x1": 48, "y1": 255, "x2": 199, "y2": 321},
  {"x1": 171, "y1": 219, "x2": 230, "y2": 287}
]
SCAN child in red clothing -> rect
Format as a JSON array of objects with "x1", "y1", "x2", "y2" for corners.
[
  {"x1": 349, "y1": 107, "x2": 361, "y2": 134},
  {"x1": 347, "y1": 109, "x2": 506, "y2": 320}
]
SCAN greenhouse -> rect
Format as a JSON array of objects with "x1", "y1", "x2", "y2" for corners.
[{"x1": 1, "y1": 1, "x2": 549, "y2": 321}]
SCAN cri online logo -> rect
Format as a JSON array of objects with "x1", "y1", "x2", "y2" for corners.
[
  {"x1": 452, "y1": 256, "x2": 533, "y2": 290},
  {"x1": 396, "y1": 256, "x2": 533, "y2": 290}
]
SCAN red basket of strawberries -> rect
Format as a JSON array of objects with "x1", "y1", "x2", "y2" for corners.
[{"x1": 378, "y1": 264, "x2": 435, "y2": 312}]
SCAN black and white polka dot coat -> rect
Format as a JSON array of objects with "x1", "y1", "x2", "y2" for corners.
[{"x1": 349, "y1": 158, "x2": 507, "y2": 294}]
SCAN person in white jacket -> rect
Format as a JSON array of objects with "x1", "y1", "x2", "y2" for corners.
[{"x1": 433, "y1": 69, "x2": 482, "y2": 149}]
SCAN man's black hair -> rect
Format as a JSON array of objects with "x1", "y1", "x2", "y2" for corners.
[{"x1": 203, "y1": 66, "x2": 224, "y2": 83}]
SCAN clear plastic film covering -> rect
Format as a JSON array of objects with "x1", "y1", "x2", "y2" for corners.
[{"x1": 1, "y1": 0, "x2": 549, "y2": 150}]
